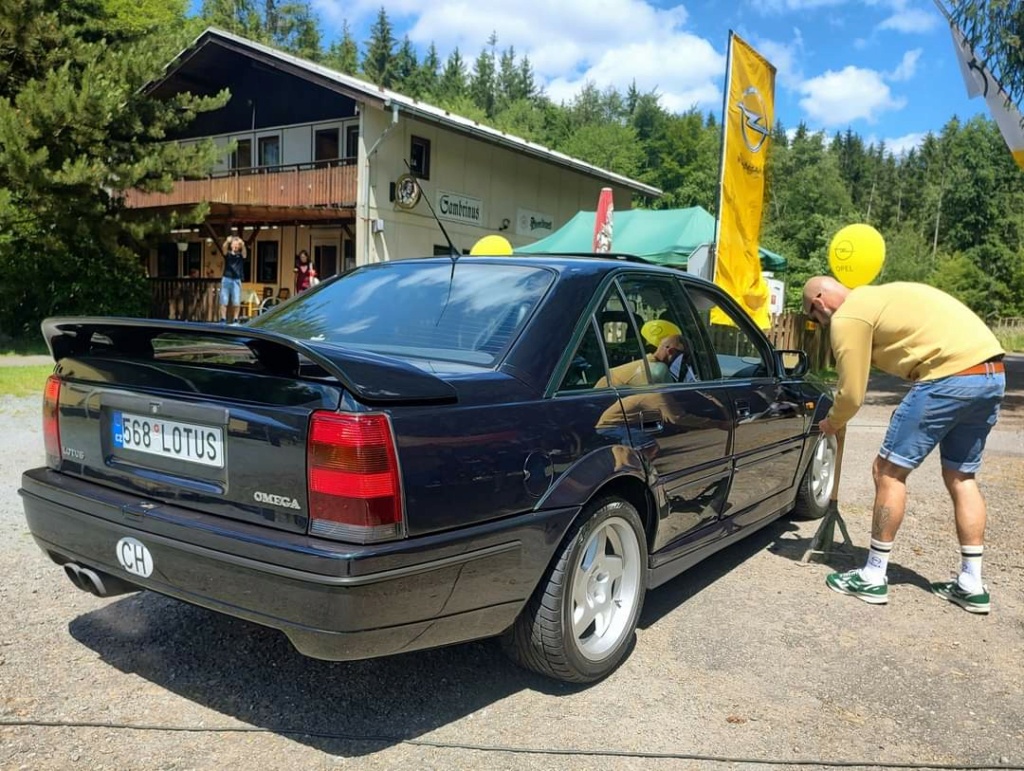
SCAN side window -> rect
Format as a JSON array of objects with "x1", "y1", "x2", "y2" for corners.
[
  {"x1": 592, "y1": 285, "x2": 651, "y2": 388},
  {"x1": 616, "y1": 274, "x2": 708, "y2": 384},
  {"x1": 686, "y1": 286, "x2": 772, "y2": 380},
  {"x1": 556, "y1": 318, "x2": 608, "y2": 392}
]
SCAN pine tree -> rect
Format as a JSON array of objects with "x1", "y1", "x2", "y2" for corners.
[
  {"x1": 392, "y1": 35, "x2": 418, "y2": 94},
  {"x1": 199, "y1": 0, "x2": 320, "y2": 58},
  {"x1": 518, "y1": 55, "x2": 537, "y2": 101},
  {"x1": 324, "y1": 19, "x2": 359, "y2": 75},
  {"x1": 361, "y1": 7, "x2": 395, "y2": 88},
  {"x1": 0, "y1": 0, "x2": 227, "y2": 336},
  {"x1": 438, "y1": 48, "x2": 468, "y2": 102},
  {"x1": 414, "y1": 43, "x2": 441, "y2": 99},
  {"x1": 470, "y1": 33, "x2": 498, "y2": 117}
]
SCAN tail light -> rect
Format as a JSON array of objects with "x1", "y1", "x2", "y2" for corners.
[
  {"x1": 43, "y1": 375, "x2": 61, "y2": 468},
  {"x1": 307, "y1": 411, "x2": 405, "y2": 543}
]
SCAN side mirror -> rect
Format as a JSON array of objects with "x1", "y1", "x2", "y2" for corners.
[{"x1": 776, "y1": 349, "x2": 809, "y2": 378}]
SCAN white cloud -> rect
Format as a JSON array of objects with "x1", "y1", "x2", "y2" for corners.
[
  {"x1": 888, "y1": 48, "x2": 921, "y2": 81},
  {"x1": 546, "y1": 36, "x2": 724, "y2": 112},
  {"x1": 313, "y1": 0, "x2": 725, "y2": 114},
  {"x1": 750, "y1": 28, "x2": 805, "y2": 90},
  {"x1": 881, "y1": 131, "x2": 925, "y2": 155},
  {"x1": 878, "y1": 7, "x2": 939, "y2": 33},
  {"x1": 798, "y1": 65, "x2": 905, "y2": 125},
  {"x1": 758, "y1": 0, "x2": 847, "y2": 13}
]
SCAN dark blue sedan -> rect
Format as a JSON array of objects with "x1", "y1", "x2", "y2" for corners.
[{"x1": 21, "y1": 255, "x2": 836, "y2": 683}]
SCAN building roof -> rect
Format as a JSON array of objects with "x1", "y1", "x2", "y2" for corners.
[{"x1": 155, "y1": 28, "x2": 663, "y2": 199}]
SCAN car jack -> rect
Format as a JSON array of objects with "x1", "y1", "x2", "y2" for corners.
[
  {"x1": 802, "y1": 429, "x2": 853, "y2": 562},
  {"x1": 802, "y1": 499, "x2": 853, "y2": 561}
]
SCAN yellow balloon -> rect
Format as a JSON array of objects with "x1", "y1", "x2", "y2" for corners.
[
  {"x1": 469, "y1": 234, "x2": 514, "y2": 256},
  {"x1": 828, "y1": 223, "x2": 886, "y2": 288}
]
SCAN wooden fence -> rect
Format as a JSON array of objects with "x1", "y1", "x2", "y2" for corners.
[{"x1": 767, "y1": 313, "x2": 833, "y2": 371}]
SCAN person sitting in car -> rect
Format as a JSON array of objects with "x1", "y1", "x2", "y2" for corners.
[{"x1": 595, "y1": 333, "x2": 691, "y2": 388}]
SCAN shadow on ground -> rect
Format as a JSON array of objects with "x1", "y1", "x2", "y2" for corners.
[
  {"x1": 69, "y1": 512, "x2": 818, "y2": 756},
  {"x1": 69, "y1": 591, "x2": 571, "y2": 756}
]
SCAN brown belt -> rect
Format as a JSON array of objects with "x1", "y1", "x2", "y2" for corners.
[{"x1": 955, "y1": 360, "x2": 1005, "y2": 376}]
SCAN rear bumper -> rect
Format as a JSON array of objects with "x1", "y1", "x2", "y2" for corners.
[{"x1": 20, "y1": 468, "x2": 578, "y2": 661}]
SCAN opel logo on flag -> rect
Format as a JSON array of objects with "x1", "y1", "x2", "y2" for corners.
[{"x1": 737, "y1": 86, "x2": 771, "y2": 153}]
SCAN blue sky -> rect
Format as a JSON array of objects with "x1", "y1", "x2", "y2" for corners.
[{"x1": 293, "y1": 0, "x2": 982, "y2": 155}]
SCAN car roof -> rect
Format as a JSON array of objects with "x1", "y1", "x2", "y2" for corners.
[{"x1": 363, "y1": 253, "x2": 719, "y2": 287}]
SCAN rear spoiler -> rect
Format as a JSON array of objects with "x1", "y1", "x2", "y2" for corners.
[{"x1": 41, "y1": 317, "x2": 458, "y2": 406}]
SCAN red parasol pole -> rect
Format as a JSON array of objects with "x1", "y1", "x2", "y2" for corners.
[{"x1": 593, "y1": 187, "x2": 614, "y2": 253}]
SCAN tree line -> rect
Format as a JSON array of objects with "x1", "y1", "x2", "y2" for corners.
[{"x1": 0, "y1": 0, "x2": 1021, "y2": 339}]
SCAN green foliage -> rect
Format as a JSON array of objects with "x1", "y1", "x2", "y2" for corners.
[
  {"x1": 560, "y1": 123, "x2": 645, "y2": 179},
  {"x1": 199, "y1": 0, "x2": 320, "y2": 58},
  {"x1": 953, "y1": 0, "x2": 1024, "y2": 106},
  {"x1": 6, "y1": 1, "x2": 1024, "y2": 331},
  {"x1": 0, "y1": 0, "x2": 225, "y2": 336},
  {"x1": 322, "y1": 20, "x2": 359, "y2": 74},
  {"x1": 361, "y1": 7, "x2": 395, "y2": 87}
]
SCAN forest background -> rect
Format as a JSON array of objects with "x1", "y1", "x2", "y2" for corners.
[{"x1": 1, "y1": 0, "x2": 1022, "y2": 348}]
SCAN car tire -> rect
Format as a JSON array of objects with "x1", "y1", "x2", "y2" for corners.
[
  {"x1": 501, "y1": 496, "x2": 648, "y2": 683},
  {"x1": 791, "y1": 433, "x2": 838, "y2": 520}
]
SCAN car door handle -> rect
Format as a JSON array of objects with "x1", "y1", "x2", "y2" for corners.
[
  {"x1": 640, "y1": 409, "x2": 664, "y2": 433},
  {"x1": 735, "y1": 400, "x2": 751, "y2": 419}
]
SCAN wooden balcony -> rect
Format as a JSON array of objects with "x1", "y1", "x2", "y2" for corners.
[
  {"x1": 125, "y1": 161, "x2": 358, "y2": 211},
  {"x1": 150, "y1": 278, "x2": 222, "y2": 322}
]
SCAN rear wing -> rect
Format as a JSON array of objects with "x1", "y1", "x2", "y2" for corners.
[{"x1": 41, "y1": 317, "x2": 458, "y2": 406}]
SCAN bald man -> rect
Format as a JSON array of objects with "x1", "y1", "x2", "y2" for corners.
[
  {"x1": 595, "y1": 334, "x2": 691, "y2": 388},
  {"x1": 803, "y1": 276, "x2": 1004, "y2": 613}
]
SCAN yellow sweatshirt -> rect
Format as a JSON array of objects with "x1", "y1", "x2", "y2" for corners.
[{"x1": 827, "y1": 283, "x2": 1004, "y2": 429}]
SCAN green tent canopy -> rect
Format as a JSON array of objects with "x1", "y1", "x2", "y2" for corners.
[{"x1": 515, "y1": 206, "x2": 787, "y2": 273}]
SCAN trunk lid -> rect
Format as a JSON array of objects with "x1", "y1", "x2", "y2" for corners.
[{"x1": 43, "y1": 318, "x2": 457, "y2": 535}]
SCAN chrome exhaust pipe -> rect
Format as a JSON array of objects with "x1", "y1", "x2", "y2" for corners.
[
  {"x1": 63, "y1": 562, "x2": 138, "y2": 597},
  {"x1": 63, "y1": 563, "x2": 88, "y2": 591}
]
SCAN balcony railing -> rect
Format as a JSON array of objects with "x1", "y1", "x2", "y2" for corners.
[
  {"x1": 125, "y1": 160, "x2": 358, "y2": 210},
  {"x1": 150, "y1": 278, "x2": 222, "y2": 322}
]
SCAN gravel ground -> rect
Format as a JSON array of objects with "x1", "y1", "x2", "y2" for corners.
[{"x1": 1, "y1": 358, "x2": 1022, "y2": 770}]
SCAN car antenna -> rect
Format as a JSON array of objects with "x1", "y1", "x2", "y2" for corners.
[
  {"x1": 404, "y1": 160, "x2": 460, "y2": 260},
  {"x1": 403, "y1": 161, "x2": 460, "y2": 327}
]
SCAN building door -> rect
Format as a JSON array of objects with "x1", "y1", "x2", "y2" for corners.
[{"x1": 311, "y1": 234, "x2": 339, "y2": 278}]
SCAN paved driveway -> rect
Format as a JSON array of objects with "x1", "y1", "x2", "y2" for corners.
[{"x1": 1, "y1": 358, "x2": 1022, "y2": 769}]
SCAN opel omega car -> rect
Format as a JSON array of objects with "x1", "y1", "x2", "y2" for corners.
[{"x1": 20, "y1": 255, "x2": 836, "y2": 683}]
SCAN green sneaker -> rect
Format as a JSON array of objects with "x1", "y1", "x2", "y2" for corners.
[
  {"x1": 825, "y1": 569, "x2": 889, "y2": 604},
  {"x1": 931, "y1": 580, "x2": 990, "y2": 614}
]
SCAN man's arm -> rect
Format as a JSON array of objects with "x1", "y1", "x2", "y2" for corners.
[{"x1": 826, "y1": 317, "x2": 873, "y2": 431}]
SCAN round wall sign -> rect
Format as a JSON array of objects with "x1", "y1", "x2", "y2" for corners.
[{"x1": 395, "y1": 174, "x2": 421, "y2": 209}]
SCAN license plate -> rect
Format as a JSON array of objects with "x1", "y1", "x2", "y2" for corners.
[{"x1": 112, "y1": 411, "x2": 224, "y2": 468}]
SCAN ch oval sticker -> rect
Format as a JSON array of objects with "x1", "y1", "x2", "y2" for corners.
[{"x1": 115, "y1": 537, "x2": 154, "y2": 578}]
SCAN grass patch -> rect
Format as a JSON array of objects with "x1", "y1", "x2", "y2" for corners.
[
  {"x1": 0, "y1": 365, "x2": 53, "y2": 397},
  {"x1": 993, "y1": 328, "x2": 1024, "y2": 353}
]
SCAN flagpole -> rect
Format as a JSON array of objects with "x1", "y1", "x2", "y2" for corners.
[
  {"x1": 711, "y1": 30, "x2": 735, "y2": 284},
  {"x1": 930, "y1": 0, "x2": 951, "y2": 22}
]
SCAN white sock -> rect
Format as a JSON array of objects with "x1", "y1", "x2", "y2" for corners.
[
  {"x1": 860, "y1": 538, "x2": 893, "y2": 584},
  {"x1": 958, "y1": 545, "x2": 984, "y2": 593}
]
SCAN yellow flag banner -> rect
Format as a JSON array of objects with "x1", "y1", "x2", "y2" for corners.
[{"x1": 713, "y1": 33, "x2": 774, "y2": 330}]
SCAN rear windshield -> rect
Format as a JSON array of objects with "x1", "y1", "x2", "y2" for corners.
[{"x1": 249, "y1": 261, "x2": 555, "y2": 365}]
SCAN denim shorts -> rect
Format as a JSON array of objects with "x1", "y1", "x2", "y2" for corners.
[
  {"x1": 880, "y1": 371, "x2": 1005, "y2": 473},
  {"x1": 220, "y1": 278, "x2": 242, "y2": 307}
]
